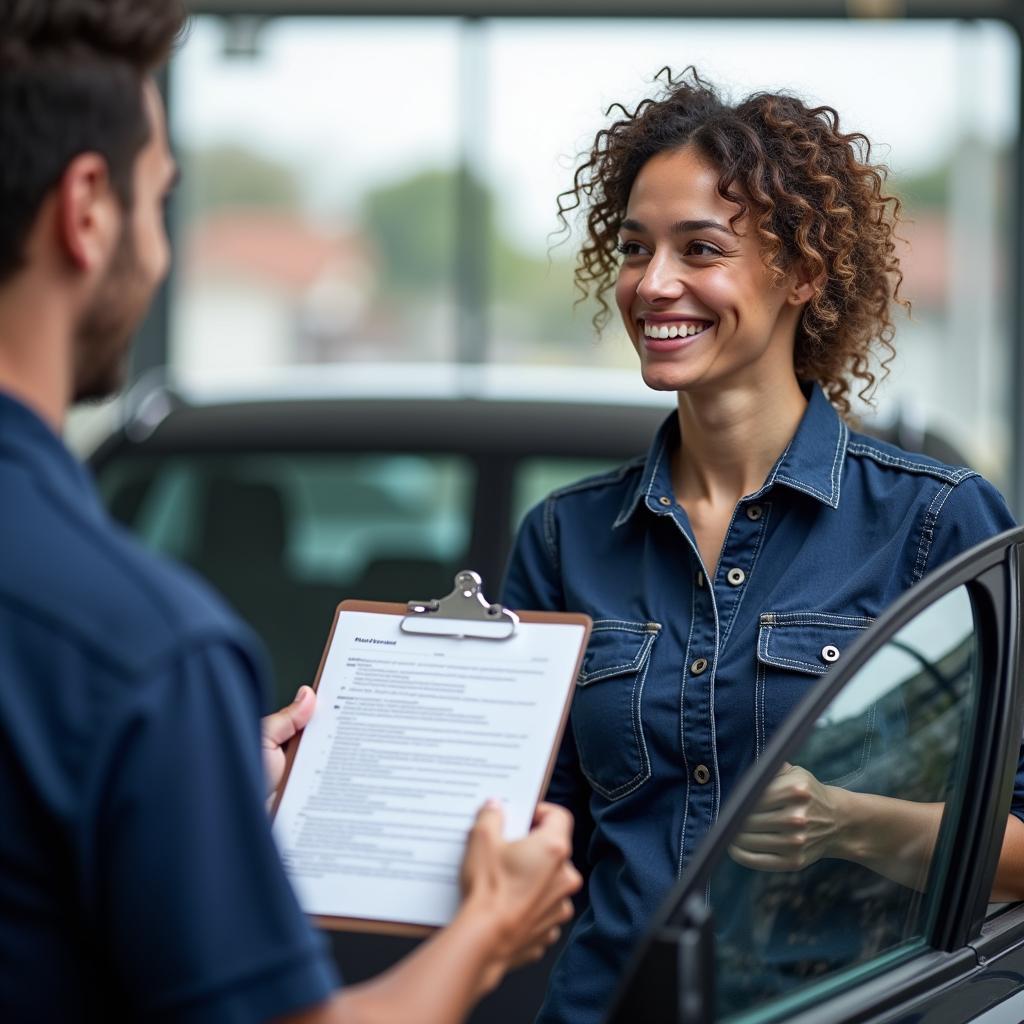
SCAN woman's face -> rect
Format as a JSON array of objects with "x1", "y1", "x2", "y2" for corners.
[{"x1": 614, "y1": 144, "x2": 805, "y2": 397}]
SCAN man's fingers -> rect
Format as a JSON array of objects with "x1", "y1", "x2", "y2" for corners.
[
  {"x1": 471, "y1": 798, "x2": 506, "y2": 841},
  {"x1": 532, "y1": 801, "x2": 573, "y2": 829},
  {"x1": 261, "y1": 686, "x2": 315, "y2": 749},
  {"x1": 531, "y1": 802, "x2": 574, "y2": 844}
]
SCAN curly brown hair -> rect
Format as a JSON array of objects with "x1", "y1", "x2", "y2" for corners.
[{"x1": 558, "y1": 67, "x2": 907, "y2": 415}]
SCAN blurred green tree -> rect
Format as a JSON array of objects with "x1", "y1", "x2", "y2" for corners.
[{"x1": 179, "y1": 144, "x2": 301, "y2": 222}]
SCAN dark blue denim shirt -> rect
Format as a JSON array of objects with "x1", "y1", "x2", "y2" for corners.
[{"x1": 503, "y1": 385, "x2": 1018, "y2": 1024}]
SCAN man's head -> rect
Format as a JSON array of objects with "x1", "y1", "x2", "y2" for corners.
[{"x1": 0, "y1": 0, "x2": 186, "y2": 402}]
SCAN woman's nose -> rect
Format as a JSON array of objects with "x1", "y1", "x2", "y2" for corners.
[{"x1": 635, "y1": 250, "x2": 684, "y2": 304}]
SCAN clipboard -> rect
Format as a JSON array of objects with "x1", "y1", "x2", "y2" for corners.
[{"x1": 270, "y1": 570, "x2": 591, "y2": 937}]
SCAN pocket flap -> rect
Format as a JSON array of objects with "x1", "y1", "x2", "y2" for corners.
[
  {"x1": 757, "y1": 612, "x2": 872, "y2": 676},
  {"x1": 578, "y1": 619, "x2": 661, "y2": 686}
]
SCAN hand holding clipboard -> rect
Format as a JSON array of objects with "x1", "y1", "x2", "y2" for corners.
[{"x1": 271, "y1": 571, "x2": 591, "y2": 935}]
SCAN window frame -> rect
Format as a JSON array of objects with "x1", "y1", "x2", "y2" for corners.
[
  {"x1": 605, "y1": 525, "x2": 1024, "y2": 1024},
  {"x1": 144, "y1": 3, "x2": 1024, "y2": 517}
]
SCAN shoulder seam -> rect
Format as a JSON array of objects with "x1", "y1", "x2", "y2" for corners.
[
  {"x1": 846, "y1": 441, "x2": 976, "y2": 486},
  {"x1": 546, "y1": 455, "x2": 646, "y2": 500},
  {"x1": 913, "y1": 481, "x2": 956, "y2": 583}
]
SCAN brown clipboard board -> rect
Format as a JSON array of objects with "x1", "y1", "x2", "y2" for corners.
[{"x1": 270, "y1": 580, "x2": 592, "y2": 938}]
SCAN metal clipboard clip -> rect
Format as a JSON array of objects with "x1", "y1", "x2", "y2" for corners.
[{"x1": 401, "y1": 570, "x2": 519, "y2": 640}]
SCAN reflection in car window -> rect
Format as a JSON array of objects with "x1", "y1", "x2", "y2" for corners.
[
  {"x1": 99, "y1": 453, "x2": 474, "y2": 701},
  {"x1": 709, "y1": 587, "x2": 977, "y2": 1022}
]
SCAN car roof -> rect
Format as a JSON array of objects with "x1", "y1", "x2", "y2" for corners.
[{"x1": 93, "y1": 365, "x2": 674, "y2": 463}]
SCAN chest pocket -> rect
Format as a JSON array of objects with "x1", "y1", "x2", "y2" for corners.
[
  {"x1": 572, "y1": 619, "x2": 661, "y2": 801},
  {"x1": 756, "y1": 612, "x2": 875, "y2": 782}
]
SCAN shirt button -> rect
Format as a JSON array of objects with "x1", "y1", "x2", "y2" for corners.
[
  {"x1": 821, "y1": 645, "x2": 841, "y2": 664},
  {"x1": 695, "y1": 570, "x2": 705, "y2": 588},
  {"x1": 658, "y1": 496, "x2": 673, "y2": 507},
  {"x1": 726, "y1": 567, "x2": 745, "y2": 586},
  {"x1": 746, "y1": 504, "x2": 763, "y2": 521},
  {"x1": 694, "y1": 764, "x2": 711, "y2": 785},
  {"x1": 690, "y1": 657, "x2": 709, "y2": 675}
]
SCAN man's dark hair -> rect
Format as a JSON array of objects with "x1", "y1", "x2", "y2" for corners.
[{"x1": 0, "y1": 0, "x2": 187, "y2": 283}]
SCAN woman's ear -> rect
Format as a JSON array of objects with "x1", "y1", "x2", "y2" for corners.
[{"x1": 788, "y1": 264, "x2": 826, "y2": 307}]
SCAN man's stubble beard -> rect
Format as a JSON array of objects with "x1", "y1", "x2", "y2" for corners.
[{"x1": 72, "y1": 222, "x2": 155, "y2": 405}]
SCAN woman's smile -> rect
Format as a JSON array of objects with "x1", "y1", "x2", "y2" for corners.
[{"x1": 639, "y1": 316, "x2": 715, "y2": 351}]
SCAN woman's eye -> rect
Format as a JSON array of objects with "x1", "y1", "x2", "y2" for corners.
[
  {"x1": 686, "y1": 241, "x2": 722, "y2": 258},
  {"x1": 615, "y1": 240, "x2": 648, "y2": 257}
]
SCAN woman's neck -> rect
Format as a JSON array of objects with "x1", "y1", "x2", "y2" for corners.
[{"x1": 672, "y1": 375, "x2": 808, "y2": 507}]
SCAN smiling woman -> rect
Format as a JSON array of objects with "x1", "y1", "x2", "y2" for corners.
[{"x1": 502, "y1": 67, "x2": 1023, "y2": 1024}]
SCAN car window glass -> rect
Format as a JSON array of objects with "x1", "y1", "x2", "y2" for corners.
[
  {"x1": 511, "y1": 457, "x2": 623, "y2": 533},
  {"x1": 709, "y1": 585, "x2": 978, "y2": 1023},
  {"x1": 98, "y1": 453, "x2": 474, "y2": 702}
]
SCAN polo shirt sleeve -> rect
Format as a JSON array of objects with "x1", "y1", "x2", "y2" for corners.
[
  {"x1": 504, "y1": 502, "x2": 595, "y2": 889},
  {"x1": 88, "y1": 639, "x2": 338, "y2": 1024},
  {"x1": 922, "y1": 475, "x2": 1024, "y2": 824}
]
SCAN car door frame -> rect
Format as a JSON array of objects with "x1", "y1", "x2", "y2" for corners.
[{"x1": 604, "y1": 525, "x2": 1024, "y2": 1024}]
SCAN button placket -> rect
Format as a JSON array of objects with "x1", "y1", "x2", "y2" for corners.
[{"x1": 712, "y1": 502, "x2": 768, "y2": 650}]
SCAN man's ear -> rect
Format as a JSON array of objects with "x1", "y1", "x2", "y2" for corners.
[{"x1": 56, "y1": 153, "x2": 120, "y2": 272}]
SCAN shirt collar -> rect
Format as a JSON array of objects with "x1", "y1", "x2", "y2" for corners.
[
  {"x1": 614, "y1": 384, "x2": 849, "y2": 528},
  {"x1": 0, "y1": 390, "x2": 106, "y2": 523}
]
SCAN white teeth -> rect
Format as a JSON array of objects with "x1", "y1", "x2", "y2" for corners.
[{"x1": 643, "y1": 321, "x2": 709, "y2": 338}]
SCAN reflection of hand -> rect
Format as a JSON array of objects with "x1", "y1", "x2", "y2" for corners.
[
  {"x1": 459, "y1": 800, "x2": 582, "y2": 993},
  {"x1": 728, "y1": 763, "x2": 846, "y2": 872},
  {"x1": 262, "y1": 685, "x2": 316, "y2": 800}
]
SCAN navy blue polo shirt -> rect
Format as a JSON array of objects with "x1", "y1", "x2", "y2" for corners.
[
  {"x1": 503, "y1": 384, "x2": 1020, "y2": 1024},
  {"x1": 0, "y1": 392, "x2": 337, "y2": 1022}
]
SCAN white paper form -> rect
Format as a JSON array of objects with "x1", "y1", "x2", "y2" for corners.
[{"x1": 273, "y1": 610, "x2": 586, "y2": 928}]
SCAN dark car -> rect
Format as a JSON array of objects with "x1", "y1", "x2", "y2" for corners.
[{"x1": 90, "y1": 377, "x2": 670, "y2": 707}]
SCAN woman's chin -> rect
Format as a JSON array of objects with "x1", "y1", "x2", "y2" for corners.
[{"x1": 640, "y1": 363, "x2": 695, "y2": 394}]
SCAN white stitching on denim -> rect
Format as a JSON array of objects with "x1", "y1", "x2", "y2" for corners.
[
  {"x1": 578, "y1": 632, "x2": 657, "y2": 684},
  {"x1": 913, "y1": 482, "x2": 954, "y2": 583},
  {"x1": 754, "y1": 656, "x2": 766, "y2": 760},
  {"x1": 773, "y1": 476, "x2": 833, "y2": 503},
  {"x1": 644, "y1": 431, "x2": 670, "y2": 505},
  {"x1": 830, "y1": 421, "x2": 848, "y2": 506},
  {"x1": 763, "y1": 438, "x2": 794, "y2": 491},
  {"x1": 847, "y1": 442, "x2": 975, "y2": 485},
  {"x1": 765, "y1": 612, "x2": 874, "y2": 628},
  {"x1": 578, "y1": 650, "x2": 654, "y2": 801},
  {"x1": 677, "y1": 575, "x2": 698, "y2": 878},
  {"x1": 720, "y1": 502, "x2": 770, "y2": 651},
  {"x1": 590, "y1": 620, "x2": 661, "y2": 633},
  {"x1": 542, "y1": 495, "x2": 559, "y2": 572},
  {"x1": 761, "y1": 653, "x2": 827, "y2": 673},
  {"x1": 708, "y1": 564, "x2": 722, "y2": 825}
]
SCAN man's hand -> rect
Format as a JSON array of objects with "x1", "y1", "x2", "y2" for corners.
[
  {"x1": 458, "y1": 800, "x2": 582, "y2": 995},
  {"x1": 728, "y1": 763, "x2": 845, "y2": 872},
  {"x1": 262, "y1": 685, "x2": 316, "y2": 800}
]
